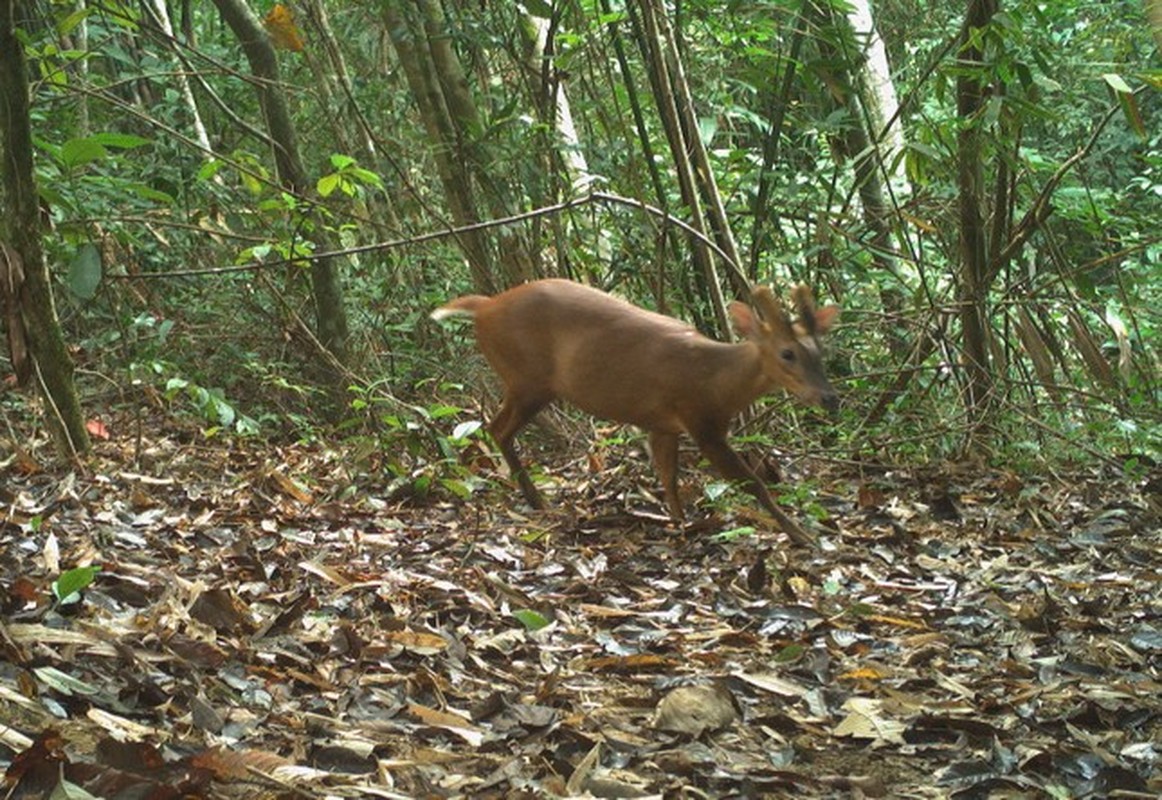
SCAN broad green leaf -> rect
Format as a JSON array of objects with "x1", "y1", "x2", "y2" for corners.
[
  {"x1": 715, "y1": 526, "x2": 757, "y2": 542},
  {"x1": 90, "y1": 132, "x2": 150, "y2": 149},
  {"x1": 513, "y1": 609, "x2": 551, "y2": 631},
  {"x1": 350, "y1": 167, "x2": 384, "y2": 188},
  {"x1": 60, "y1": 137, "x2": 108, "y2": 168},
  {"x1": 67, "y1": 244, "x2": 102, "y2": 300},
  {"x1": 317, "y1": 173, "x2": 342, "y2": 198},
  {"x1": 439, "y1": 478, "x2": 473, "y2": 499},
  {"x1": 1104, "y1": 74, "x2": 1145, "y2": 138},
  {"x1": 197, "y1": 159, "x2": 224, "y2": 181},
  {"x1": 428, "y1": 404, "x2": 461, "y2": 419},
  {"x1": 774, "y1": 643, "x2": 805, "y2": 663},
  {"x1": 56, "y1": 8, "x2": 93, "y2": 36},
  {"x1": 52, "y1": 565, "x2": 101, "y2": 603},
  {"x1": 125, "y1": 183, "x2": 174, "y2": 204}
]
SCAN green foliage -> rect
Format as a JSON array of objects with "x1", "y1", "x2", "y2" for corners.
[
  {"x1": 6, "y1": 0, "x2": 1154, "y2": 482},
  {"x1": 164, "y1": 377, "x2": 259, "y2": 437},
  {"x1": 714, "y1": 526, "x2": 758, "y2": 543},
  {"x1": 512, "y1": 609, "x2": 551, "y2": 631},
  {"x1": 317, "y1": 154, "x2": 384, "y2": 199},
  {"x1": 53, "y1": 565, "x2": 101, "y2": 606},
  {"x1": 348, "y1": 382, "x2": 493, "y2": 503},
  {"x1": 67, "y1": 243, "x2": 102, "y2": 300}
]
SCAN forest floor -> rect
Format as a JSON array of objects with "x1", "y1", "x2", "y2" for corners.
[{"x1": 1, "y1": 414, "x2": 1160, "y2": 799}]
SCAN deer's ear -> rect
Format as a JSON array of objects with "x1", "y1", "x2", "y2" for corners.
[
  {"x1": 729, "y1": 302, "x2": 759, "y2": 338},
  {"x1": 813, "y1": 305, "x2": 840, "y2": 333}
]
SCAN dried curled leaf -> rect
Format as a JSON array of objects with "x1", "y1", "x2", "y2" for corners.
[{"x1": 263, "y1": 4, "x2": 304, "y2": 52}]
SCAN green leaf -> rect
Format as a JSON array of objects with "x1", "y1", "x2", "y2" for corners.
[
  {"x1": 90, "y1": 132, "x2": 150, "y2": 149},
  {"x1": 519, "y1": 529, "x2": 549, "y2": 544},
  {"x1": 317, "y1": 173, "x2": 342, "y2": 198},
  {"x1": 1104, "y1": 74, "x2": 1145, "y2": 138},
  {"x1": 125, "y1": 183, "x2": 174, "y2": 204},
  {"x1": 513, "y1": 608, "x2": 551, "y2": 631},
  {"x1": 439, "y1": 477, "x2": 473, "y2": 499},
  {"x1": 59, "y1": 137, "x2": 108, "y2": 168},
  {"x1": 704, "y1": 481, "x2": 731, "y2": 501},
  {"x1": 56, "y1": 7, "x2": 94, "y2": 36},
  {"x1": 67, "y1": 244, "x2": 102, "y2": 300},
  {"x1": 1102, "y1": 72, "x2": 1131, "y2": 94},
  {"x1": 428, "y1": 404, "x2": 461, "y2": 419},
  {"x1": 53, "y1": 565, "x2": 101, "y2": 604},
  {"x1": 715, "y1": 526, "x2": 756, "y2": 542},
  {"x1": 350, "y1": 167, "x2": 384, "y2": 188},
  {"x1": 774, "y1": 643, "x2": 805, "y2": 663},
  {"x1": 197, "y1": 159, "x2": 224, "y2": 181},
  {"x1": 846, "y1": 602, "x2": 877, "y2": 618},
  {"x1": 329, "y1": 153, "x2": 356, "y2": 169},
  {"x1": 49, "y1": 777, "x2": 99, "y2": 800}
]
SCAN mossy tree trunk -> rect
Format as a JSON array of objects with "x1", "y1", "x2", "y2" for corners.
[
  {"x1": 0, "y1": 0, "x2": 90, "y2": 460},
  {"x1": 383, "y1": 0, "x2": 502, "y2": 293},
  {"x1": 211, "y1": 0, "x2": 350, "y2": 375},
  {"x1": 957, "y1": 0, "x2": 1000, "y2": 435}
]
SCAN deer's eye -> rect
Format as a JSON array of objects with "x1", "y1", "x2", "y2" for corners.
[{"x1": 780, "y1": 348, "x2": 796, "y2": 363}]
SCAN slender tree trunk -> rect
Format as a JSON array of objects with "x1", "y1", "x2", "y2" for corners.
[
  {"x1": 1146, "y1": 0, "x2": 1162, "y2": 52},
  {"x1": 384, "y1": 0, "x2": 497, "y2": 292},
  {"x1": 143, "y1": 0, "x2": 213, "y2": 157},
  {"x1": 210, "y1": 0, "x2": 350, "y2": 373},
  {"x1": 957, "y1": 0, "x2": 999, "y2": 431},
  {"x1": 74, "y1": 1, "x2": 90, "y2": 135},
  {"x1": 520, "y1": 8, "x2": 609, "y2": 272},
  {"x1": 748, "y1": 8, "x2": 806, "y2": 281},
  {"x1": 521, "y1": 12, "x2": 593, "y2": 196},
  {"x1": 603, "y1": 0, "x2": 685, "y2": 306},
  {"x1": 301, "y1": 0, "x2": 399, "y2": 235},
  {"x1": 0, "y1": 0, "x2": 90, "y2": 459},
  {"x1": 812, "y1": 0, "x2": 912, "y2": 370},
  {"x1": 634, "y1": 0, "x2": 730, "y2": 332},
  {"x1": 846, "y1": 0, "x2": 905, "y2": 183},
  {"x1": 415, "y1": 0, "x2": 533, "y2": 284},
  {"x1": 602, "y1": 0, "x2": 667, "y2": 209},
  {"x1": 652, "y1": 5, "x2": 747, "y2": 302}
]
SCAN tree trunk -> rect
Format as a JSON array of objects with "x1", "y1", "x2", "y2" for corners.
[
  {"x1": 1146, "y1": 0, "x2": 1162, "y2": 52},
  {"x1": 652, "y1": 5, "x2": 747, "y2": 302},
  {"x1": 846, "y1": 0, "x2": 905, "y2": 183},
  {"x1": 521, "y1": 11, "x2": 593, "y2": 197},
  {"x1": 603, "y1": 0, "x2": 685, "y2": 306},
  {"x1": 811, "y1": 0, "x2": 913, "y2": 384},
  {"x1": 519, "y1": 7, "x2": 612, "y2": 278},
  {"x1": 384, "y1": 0, "x2": 498, "y2": 292},
  {"x1": 415, "y1": 0, "x2": 532, "y2": 285},
  {"x1": 210, "y1": 0, "x2": 350, "y2": 373},
  {"x1": 633, "y1": 0, "x2": 730, "y2": 333},
  {"x1": 957, "y1": 0, "x2": 1000, "y2": 431},
  {"x1": 0, "y1": 0, "x2": 90, "y2": 459},
  {"x1": 143, "y1": 0, "x2": 214, "y2": 157},
  {"x1": 748, "y1": 8, "x2": 805, "y2": 281}
]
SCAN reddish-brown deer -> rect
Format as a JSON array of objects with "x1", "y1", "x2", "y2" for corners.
[{"x1": 431, "y1": 279, "x2": 839, "y2": 546}]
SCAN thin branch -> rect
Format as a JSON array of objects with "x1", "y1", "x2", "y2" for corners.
[
  {"x1": 108, "y1": 191, "x2": 749, "y2": 287},
  {"x1": 988, "y1": 101, "x2": 1122, "y2": 280}
]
